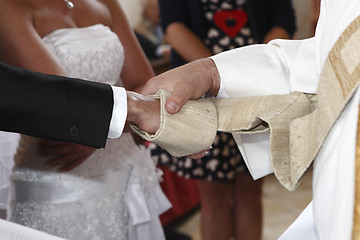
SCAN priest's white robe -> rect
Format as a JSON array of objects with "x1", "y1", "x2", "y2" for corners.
[{"x1": 211, "y1": 0, "x2": 360, "y2": 239}]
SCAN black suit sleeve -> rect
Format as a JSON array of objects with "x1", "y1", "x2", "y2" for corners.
[{"x1": 0, "y1": 61, "x2": 114, "y2": 148}]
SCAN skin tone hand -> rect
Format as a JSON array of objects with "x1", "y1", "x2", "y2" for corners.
[
  {"x1": 125, "y1": 92, "x2": 210, "y2": 159},
  {"x1": 0, "y1": 1, "x2": 156, "y2": 172},
  {"x1": 137, "y1": 60, "x2": 220, "y2": 158},
  {"x1": 141, "y1": 58, "x2": 221, "y2": 114},
  {"x1": 38, "y1": 140, "x2": 96, "y2": 172},
  {"x1": 126, "y1": 93, "x2": 161, "y2": 134}
]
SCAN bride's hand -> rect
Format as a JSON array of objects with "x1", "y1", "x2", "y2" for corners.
[
  {"x1": 38, "y1": 140, "x2": 96, "y2": 172},
  {"x1": 187, "y1": 147, "x2": 212, "y2": 159}
]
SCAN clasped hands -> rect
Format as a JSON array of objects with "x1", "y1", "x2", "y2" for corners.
[
  {"x1": 127, "y1": 58, "x2": 220, "y2": 159},
  {"x1": 40, "y1": 58, "x2": 220, "y2": 171}
]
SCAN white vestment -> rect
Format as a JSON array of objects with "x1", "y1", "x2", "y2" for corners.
[{"x1": 211, "y1": 0, "x2": 360, "y2": 239}]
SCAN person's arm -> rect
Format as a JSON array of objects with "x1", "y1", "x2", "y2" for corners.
[
  {"x1": 158, "y1": 0, "x2": 212, "y2": 61},
  {"x1": 126, "y1": 91, "x2": 160, "y2": 134},
  {"x1": 261, "y1": 0, "x2": 295, "y2": 43},
  {"x1": 164, "y1": 22, "x2": 212, "y2": 61},
  {"x1": 216, "y1": 0, "x2": 297, "y2": 179},
  {"x1": 0, "y1": 61, "x2": 116, "y2": 148},
  {"x1": 139, "y1": 37, "x2": 318, "y2": 172},
  {"x1": 0, "y1": 2, "x2": 147, "y2": 148},
  {"x1": 93, "y1": 0, "x2": 156, "y2": 141},
  {"x1": 42, "y1": 0, "x2": 156, "y2": 171},
  {"x1": 262, "y1": 26, "x2": 291, "y2": 44},
  {"x1": 102, "y1": 0, "x2": 155, "y2": 92},
  {"x1": 141, "y1": 37, "x2": 317, "y2": 114},
  {"x1": 141, "y1": 58, "x2": 220, "y2": 113},
  {"x1": 138, "y1": 37, "x2": 318, "y2": 178},
  {"x1": 213, "y1": 37, "x2": 317, "y2": 98},
  {"x1": 0, "y1": 1, "x2": 106, "y2": 171}
]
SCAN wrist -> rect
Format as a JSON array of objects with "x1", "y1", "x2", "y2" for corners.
[
  {"x1": 126, "y1": 95, "x2": 141, "y2": 124},
  {"x1": 204, "y1": 58, "x2": 220, "y2": 96},
  {"x1": 126, "y1": 91, "x2": 160, "y2": 134}
]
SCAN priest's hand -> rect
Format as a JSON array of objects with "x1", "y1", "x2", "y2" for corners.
[{"x1": 141, "y1": 58, "x2": 221, "y2": 114}]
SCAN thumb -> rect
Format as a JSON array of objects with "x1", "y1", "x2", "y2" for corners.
[{"x1": 165, "y1": 85, "x2": 193, "y2": 114}]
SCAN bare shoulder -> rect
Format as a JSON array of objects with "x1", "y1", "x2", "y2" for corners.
[
  {"x1": 0, "y1": 0, "x2": 33, "y2": 35},
  {"x1": 0, "y1": 0, "x2": 32, "y2": 17},
  {"x1": 0, "y1": 0, "x2": 33, "y2": 30},
  {"x1": 0, "y1": 0, "x2": 37, "y2": 64}
]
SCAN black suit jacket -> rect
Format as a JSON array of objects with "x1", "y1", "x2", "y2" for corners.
[{"x1": 0, "y1": 61, "x2": 114, "y2": 148}]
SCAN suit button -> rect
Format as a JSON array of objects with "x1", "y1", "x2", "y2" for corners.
[{"x1": 69, "y1": 125, "x2": 80, "y2": 136}]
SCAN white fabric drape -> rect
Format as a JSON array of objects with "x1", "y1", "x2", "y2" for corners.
[
  {"x1": 0, "y1": 132, "x2": 18, "y2": 210},
  {"x1": 211, "y1": 0, "x2": 360, "y2": 238}
]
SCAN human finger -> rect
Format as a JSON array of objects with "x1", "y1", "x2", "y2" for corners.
[
  {"x1": 187, "y1": 149, "x2": 210, "y2": 159},
  {"x1": 187, "y1": 145, "x2": 212, "y2": 159},
  {"x1": 164, "y1": 83, "x2": 194, "y2": 114}
]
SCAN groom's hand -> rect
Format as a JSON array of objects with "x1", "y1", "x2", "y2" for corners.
[
  {"x1": 126, "y1": 92, "x2": 160, "y2": 134},
  {"x1": 141, "y1": 58, "x2": 221, "y2": 114}
]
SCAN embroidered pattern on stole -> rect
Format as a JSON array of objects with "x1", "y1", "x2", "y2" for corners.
[{"x1": 287, "y1": 15, "x2": 360, "y2": 190}]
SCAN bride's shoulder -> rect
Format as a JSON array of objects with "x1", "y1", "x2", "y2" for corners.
[
  {"x1": 0, "y1": 0, "x2": 32, "y2": 13},
  {"x1": 0, "y1": 1, "x2": 34, "y2": 36},
  {"x1": 0, "y1": 0, "x2": 33, "y2": 24},
  {"x1": 0, "y1": 0, "x2": 39, "y2": 64}
]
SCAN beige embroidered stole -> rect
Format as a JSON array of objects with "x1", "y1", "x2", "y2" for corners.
[
  {"x1": 133, "y1": 15, "x2": 360, "y2": 191},
  {"x1": 212, "y1": 92, "x2": 311, "y2": 190}
]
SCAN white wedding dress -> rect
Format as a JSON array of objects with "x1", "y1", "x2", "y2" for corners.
[
  {"x1": 0, "y1": 132, "x2": 18, "y2": 211},
  {"x1": 6, "y1": 24, "x2": 170, "y2": 240}
]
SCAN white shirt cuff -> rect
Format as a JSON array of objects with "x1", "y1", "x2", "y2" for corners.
[
  {"x1": 214, "y1": 76, "x2": 273, "y2": 179},
  {"x1": 216, "y1": 77, "x2": 230, "y2": 98},
  {"x1": 232, "y1": 132, "x2": 273, "y2": 180},
  {"x1": 108, "y1": 86, "x2": 127, "y2": 138}
]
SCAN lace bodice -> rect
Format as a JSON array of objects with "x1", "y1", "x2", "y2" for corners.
[
  {"x1": 43, "y1": 24, "x2": 124, "y2": 85},
  {"x1": 8, "y1": 24, "x2": 170, "y2": 240},
  {"x1": 14, "y1": 24, "x2": 128, "y2": 177}
]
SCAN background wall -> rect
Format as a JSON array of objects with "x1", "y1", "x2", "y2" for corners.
[
  {"x1": 117, "y1": 0, "x2": 146, "y2": 28},
  {"x1": 292, "y1": 0, "x2": 314, "y2": 39}
]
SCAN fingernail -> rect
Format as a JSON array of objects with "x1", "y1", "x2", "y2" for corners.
[{"x1": 166, "y1": 101, "x2": 179, "y2": 113}]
